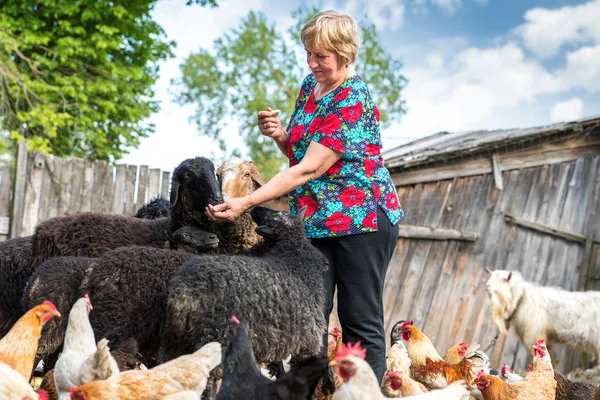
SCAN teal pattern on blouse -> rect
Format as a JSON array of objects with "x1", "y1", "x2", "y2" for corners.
[{"x1": 287, "y1": 73, "x2": 404, "y2": 238}]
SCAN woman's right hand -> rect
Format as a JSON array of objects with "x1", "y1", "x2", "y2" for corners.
[{"x1": 258, "y1": 107, "x2": 285, "y2": 140}]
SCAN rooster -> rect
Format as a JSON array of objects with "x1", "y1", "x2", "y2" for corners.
[
  {"x1": 0, "y1": 301, "x2": 61, "y2": 381},
  {"x1": 474, "y1": 339, "x2": 556, "y2": 399},
  {"x1": 54, "y1": 296, "x2": 119, "y2": 399},
  {"x1": 444, "y1": 342, "x2": 468, "y2": 364},
  {"x1": 217, "y1": 316, "x2": 328, "y2": 400},
  {"x1": 70, "y1": 341, "x2": 222, "y2": 399},
  {"x1": 400, "y1": 320, "x2": 489, "y2": 389},
  {"x1": 381, "y1": 336, "x2": 428, "y2": 397},
  {"x1": 0, "y1": 361, "x2": 49, "y2": 400},
  {"x1": 314, "y1": 327, "x2": 344, "y2": 400}
]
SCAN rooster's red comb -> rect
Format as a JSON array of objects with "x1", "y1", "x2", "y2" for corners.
[
  {"x1": 476, "y1": 369, "x2": 485, "y2": 381},
  {"x1": 42, "y1": 300, "x2": 57, "y2": 312},
  {"x1": 459, "y1": 342, "x2": 467, "y2": 347},
  {"x1": 500, "y1": 364, "x2": 511, "y2": 376},
  {"x1": 331, "y1": 326, "x2": 341, "y2": 333},
  {"x1": 527, "y1": 364, "x2": 533, "y2": 371},
  {"x1": 400, "y1": 320, "x2": 414, "y2": 329},
  {"x1": 535, "y1": 339, "x2": 546, "y2": 347},
  {"x1": 335, "y1": 341, "x2": 367, "y2": 360},
  {"x1": 38, "y1": 389, "x2": 49, "y2": 400},
  {"x1": 231, "y1": 315, "x2": 240, "y2": 324}
]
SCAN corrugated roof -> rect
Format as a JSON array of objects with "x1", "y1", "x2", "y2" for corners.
[{"x1": 383, "y1": 115, "x2": 600, "y2": 170}]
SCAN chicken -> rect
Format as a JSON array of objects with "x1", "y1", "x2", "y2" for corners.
[
  {"x1": 444, "y1": 342, "x2": 468, "y2": 364},
  {"x1": 70, "y1": 341, "x2": 222, "y2": 399},
  {"x1": 314, "y1": 327, "x2": 344, "y2": 400},
  {"x1": 383, "y1": 371, "x2": 470, "y2": 399},
  {"x1": 108, "y1": 337, "x2": 146, "y2": 371},
  {"x1": 595, "y1": 384, "x2": 600, "y2": 400},
  {"x1": 0, "y1": 301, "x2": 61, "y2": 381},
  {"x1": 40, "y1": 369, "x2": 58, "y2": 400},
  {"x1": 499, "y1": 364, "x2": 523, "y2": 383},
  {"x1": 381, "y1": 338, "x2": 428, "y2": 397},
  {"x1": 328, "y1": 327, "x2": 342, "y2": 360},
  {"x1": 54, "y1": 296, "x2": 119, "y2": 399},
  {"x1": 332, "y1": 341, "x2": 469, "y2": 400},
  {"x1": 474, "y1": 339, "x2": 556, "y2": 400},
  {"x1": 554, "y1": 370, "x2": 597, "y2": 400},
  {"x1": 401, "y1": 320, "x2": 489, "y2": 389},
  {"x1": 217, "y1": 316, "x2": 328, "y2": 400},
  {"x1": 0, "y1": 361, "x2": 49, "y2": 400}
]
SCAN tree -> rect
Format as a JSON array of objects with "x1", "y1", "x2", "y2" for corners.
[
  {"x1": 0, "y1": 0, "x2": 219, "y2": 164},
  {"x1": 175, "y1": 6, "x2": 407, "y2": 178}
]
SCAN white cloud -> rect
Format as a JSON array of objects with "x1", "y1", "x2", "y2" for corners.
[
  {"x1": 558, "y1": 45, "x2": 600, "y2": 92},
  {"x1": 432, "y1": 0, "x2": 462, "y2": 14},
  {"x1": 550, "y1": 98, "x2": 584, "y2": 122},
  {"x1": 515, "y1": 0, "x2": 600, "y2": 59}
]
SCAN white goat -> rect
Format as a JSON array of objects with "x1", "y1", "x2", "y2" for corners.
[{"x1": 485, "y1": 269, "x2": 600, "y2": 360}]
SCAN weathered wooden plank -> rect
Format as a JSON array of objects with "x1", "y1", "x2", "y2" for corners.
[
  {"x1": 503, "y1": 214, "x2": 598, "y2": 244},
  {"x1": 21, "y1": 152, "x2": 46, "y2": 236},
  {"x1": 10, "y1": 141, "x2": 28, "y2": 238},
  {"x1": 0, "y1": 167, "x2": 12, "y2": 240},
  {"x1": 112, "y1": 164, "x2": 127, "y2": 215},
  {"x1": 35, "y1": 154, "x2": 52, "y2": 224},
  {"x1": 136, "y1": 165, "x2": 149, "y2": 210},
  {"x1": 397, "y1": 224, "x2": 479, "y2": 241},
  {"x1": 44, "y1": 157, "x2": 62, "y2": 220},
  {"x1": 69, "y1": 158, "x2": 85, "y2": 214},
  {"x1": 161, "y1": 171, "x2": 171, "y2": 199},
  {"x1": 57, "y1": 161, "x2": 73, "y2": 216},
  {"x1": 80, "y1": 161, "x2": 95, "y2": 213},
  {"x1": 580, "y1": 157, "x2": 600, "y2": 288},
  {"x1": 102, "y1": 165, "x2": 115, "y2": 214},
  {"x1": 492, "y1": 152, "x2": 503, "y2": 190},
  {"x1": 91, "y1": 161, "x2": 108, "y2": 213},
  {"x1": 148, "y1": 169, "x2": 161, "y2": 200},
  {"x1": 126, "y1": 165, "x2": 137, "y2": 216}
]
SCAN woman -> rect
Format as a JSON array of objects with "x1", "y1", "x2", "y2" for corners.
[{"x1": 206, "y1": 10, "x2": 403, "y2": 383}]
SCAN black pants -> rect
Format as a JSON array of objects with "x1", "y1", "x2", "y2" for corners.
[{"x1": 311, "y1": 206, "x2": 399, "y2": 383}]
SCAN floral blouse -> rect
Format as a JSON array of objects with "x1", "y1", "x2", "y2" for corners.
[{"x1": 287, "y1": 73, "x2": 404, "y2": 238}]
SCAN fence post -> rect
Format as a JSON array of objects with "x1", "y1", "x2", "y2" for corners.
[{"x1": 10, "y1": 141, "x2": 28, "y2": 238}]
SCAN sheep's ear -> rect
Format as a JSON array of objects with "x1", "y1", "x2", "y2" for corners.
[
  {"x1": 250, "y1": 169, "x2": 266, "y2": 189},
  {"x1": 485, "y1": 267, "x2": 492, "y2": 275},
  {"x1": 506, "y1": 272, "x2": 512, "y2": 281},
  {"x1": 297, "y1": 206, "x2": 308, "y2": 221},
  {"x1": 170, "y1": 180, "x2": 181, "y2": 207},
  {"x1": 255, "y1": 225, "x2": 276, "y2": 240}
]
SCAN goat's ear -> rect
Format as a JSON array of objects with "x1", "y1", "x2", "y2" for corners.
[
  {"x1": 506, "y1": 272, "x2": 512, "y2": 281},
  {"x1": 250, "y1": 169, "x2": 266, "y2": 189},
  {"x1": 170, "y1": 180, "x2": 181, "y2": 207},
  {"x1": 255, "y1": 225, "x2": 276, "y2": 240},
  {"x1": 485, "y1": 267, "x2": 492, "y2": 275},
  {"x1": 297, "y1": 206, "x2": 308, "y2": 221}
]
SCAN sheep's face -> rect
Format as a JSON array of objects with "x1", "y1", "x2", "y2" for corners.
[
  {"x1": 170, "y1": 157, "x2": 223, "y2": 210},
  {"x1": 172, "y1": 225, "x2": 219, "y2": 252},
  {"x1": 134, "y1": 196, "x2": 172, "y2": 219},
  {"x1": 217, "y1": 159, "x2": 265, "y2": 201},
  {"x1": 250, "y1": 206, "x2": 307, "y2": 240}
]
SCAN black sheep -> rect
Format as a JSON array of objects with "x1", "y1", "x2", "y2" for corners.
[{"x1": 134, "y1": 195, "x2": 173, "y2": 220}]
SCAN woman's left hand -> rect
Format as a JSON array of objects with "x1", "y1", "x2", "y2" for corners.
[{"x1": 206, "y1": 197, "x2": 251, "y2": 223}]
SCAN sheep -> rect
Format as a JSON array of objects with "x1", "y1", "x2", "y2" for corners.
[
  {"x1": 30, "y1": 157, "x2": 222, "y2": 268},
  {"x1": 215, "y1": 158, "x2": 266, "y2": 254},
  {"x1": 158, "y1": 205, "x2": 329, "y2": 365},
  {"x1": 485, "y1": 269, "x2": 600, "y2": 361},
  {"x1": 134, "y1": 195, "x2": 173, "y2": 220},
  {"x1": 24, "y1": 225, "x2": 218, "y2": 369}
]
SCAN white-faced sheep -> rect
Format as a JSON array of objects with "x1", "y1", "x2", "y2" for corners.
[
  {"x1": 158, "y1": 206, "x2": 329, "y2": 398},
  {"x1": 30, "y1": 157, "x2": 222, "y2": 269},
  {"x1": 485, "y1": 269, "x2": 600, "y2": 361},
  {"x1": 215, "y1": 158, "x2": 266, "y2": 254}
]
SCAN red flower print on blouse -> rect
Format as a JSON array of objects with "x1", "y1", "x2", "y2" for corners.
[
  {"x1": 325, "y1": 212, "x2": 352, "y2": 233},
  {"x1": 290, "y1": 125, "x2": 304, "y2": 143},
  {"x1": 386, "y1": 192, "x2": 400, "y2": 210},
  {"x1": 363, "y1": 212, "x2": 378, "y2": 229},
  {"x1": 326, "y1": 159, "x2": 344, "y2": 176},
  {"x1": 340, "y1": 101, "x2": 363, "y2": 124},
  {"x1": 364, "y1": 158, "x2": 376, "y2": 178},
  {"x1": 372, "y1": 184, "x2": 381, "y2": 201},
  {"x1": 319, "y1": 114, "x2": 342, "y2": 134},
  {"x1": 297, "y1": 88, "x2": 305, "y2": 102},
  {"x1": 298, "y1": 196, "x2": 318, "y2": 217},
  {"x1": 321, "y1": 136, "x2": 344, "y2": 152},
  {"x1": 334, "y1": 87, "x2": 352, "y2": 102},
  {"x1": 304, "y1": 93, "x2": 317, "y2": 114},
  {"x1": 374, "y1": 104, "x2": 380, "y2": 122},
  {"x1": 340, "y1": 187, "x2": 366, "y2": 207},
  {"x1": 366, "y1": 144, "x2": 380, "y2": 156},
  {"x1": 308, "y1": 116, "x2": 323, "y2": 136}
]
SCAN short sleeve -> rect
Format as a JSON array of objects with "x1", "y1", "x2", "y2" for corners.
[{"x1": 312, "y1": 85, "x2": 367, "y2": 154}]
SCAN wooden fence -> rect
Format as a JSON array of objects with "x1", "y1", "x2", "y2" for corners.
[{"x1": 1, "y1": 142, "x2": 172, "y2": 240}]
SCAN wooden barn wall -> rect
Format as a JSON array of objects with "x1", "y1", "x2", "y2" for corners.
[{"x1": 383, "y1": 154, "x2": 600, "y2": 373}]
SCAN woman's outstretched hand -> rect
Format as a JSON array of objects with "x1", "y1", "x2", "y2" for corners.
[{"x1": 206, "y1": 197, "x2": 251, "y2": 223}]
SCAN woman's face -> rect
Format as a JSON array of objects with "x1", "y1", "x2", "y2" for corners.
[{"x1": 304, "y1": 43, "x2": 345, "y2": 85}]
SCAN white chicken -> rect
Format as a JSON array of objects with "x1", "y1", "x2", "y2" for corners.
[
  {"x1": 0, "y1": 361, "x2": 48, "y2": 400},
  {"x1": 54, "y1": 295, "x2": 119, "y2": 399}
]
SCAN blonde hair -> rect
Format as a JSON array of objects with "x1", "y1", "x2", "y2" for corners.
[{"x1": 301, "y1": 10, "x2": 361, "y2": 66}]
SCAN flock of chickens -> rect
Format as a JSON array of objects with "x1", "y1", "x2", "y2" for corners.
[{"x1": 2, "y1": 288, "x2": 600, "y2": 399}]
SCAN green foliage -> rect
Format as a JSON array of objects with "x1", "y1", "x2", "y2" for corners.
[
  {"x1": 0, "y1": 0, "x2": 223, "y2": 164},
  {"x1": 176, "y1": 6, "x2": 407, "y2": 179}
]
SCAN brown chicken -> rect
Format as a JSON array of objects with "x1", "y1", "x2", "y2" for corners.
[
  {"x1": 314, "y1": 327, "x2": 344, "y2": 400},
  {"x1": 554, "y1": 370, "x2": 597, "y2": 400},
  {"x1": 474, "y1": 339, "x2": 556, "y2": 400},
  {"x1": 595, "y1": 384, "x2": 600, "y2": 400},
  {"x1": 401, "y1": 320, "x2": 488, "y2": 389},
  {"x1": 0, "y1": 301, "x2": 61, "y2": 381},
  {"x1": 39, "y1": 369, "x2": 58, "y2": 400},
  {"x1": 444, "y1": 342, "x2": 468, "y2": 364}
]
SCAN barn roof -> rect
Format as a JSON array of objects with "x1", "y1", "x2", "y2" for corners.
[{"x1": 383, "y1": 115, "x2": 600, "y2": 171}]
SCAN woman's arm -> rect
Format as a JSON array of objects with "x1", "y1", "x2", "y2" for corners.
[{"x1": 206, "y1": 142, "x2": 342, "y2": 222}]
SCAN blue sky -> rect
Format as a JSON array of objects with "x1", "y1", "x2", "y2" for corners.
[{"x1": 121, "y1": 0, "x2": 600, "y2": 172}]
